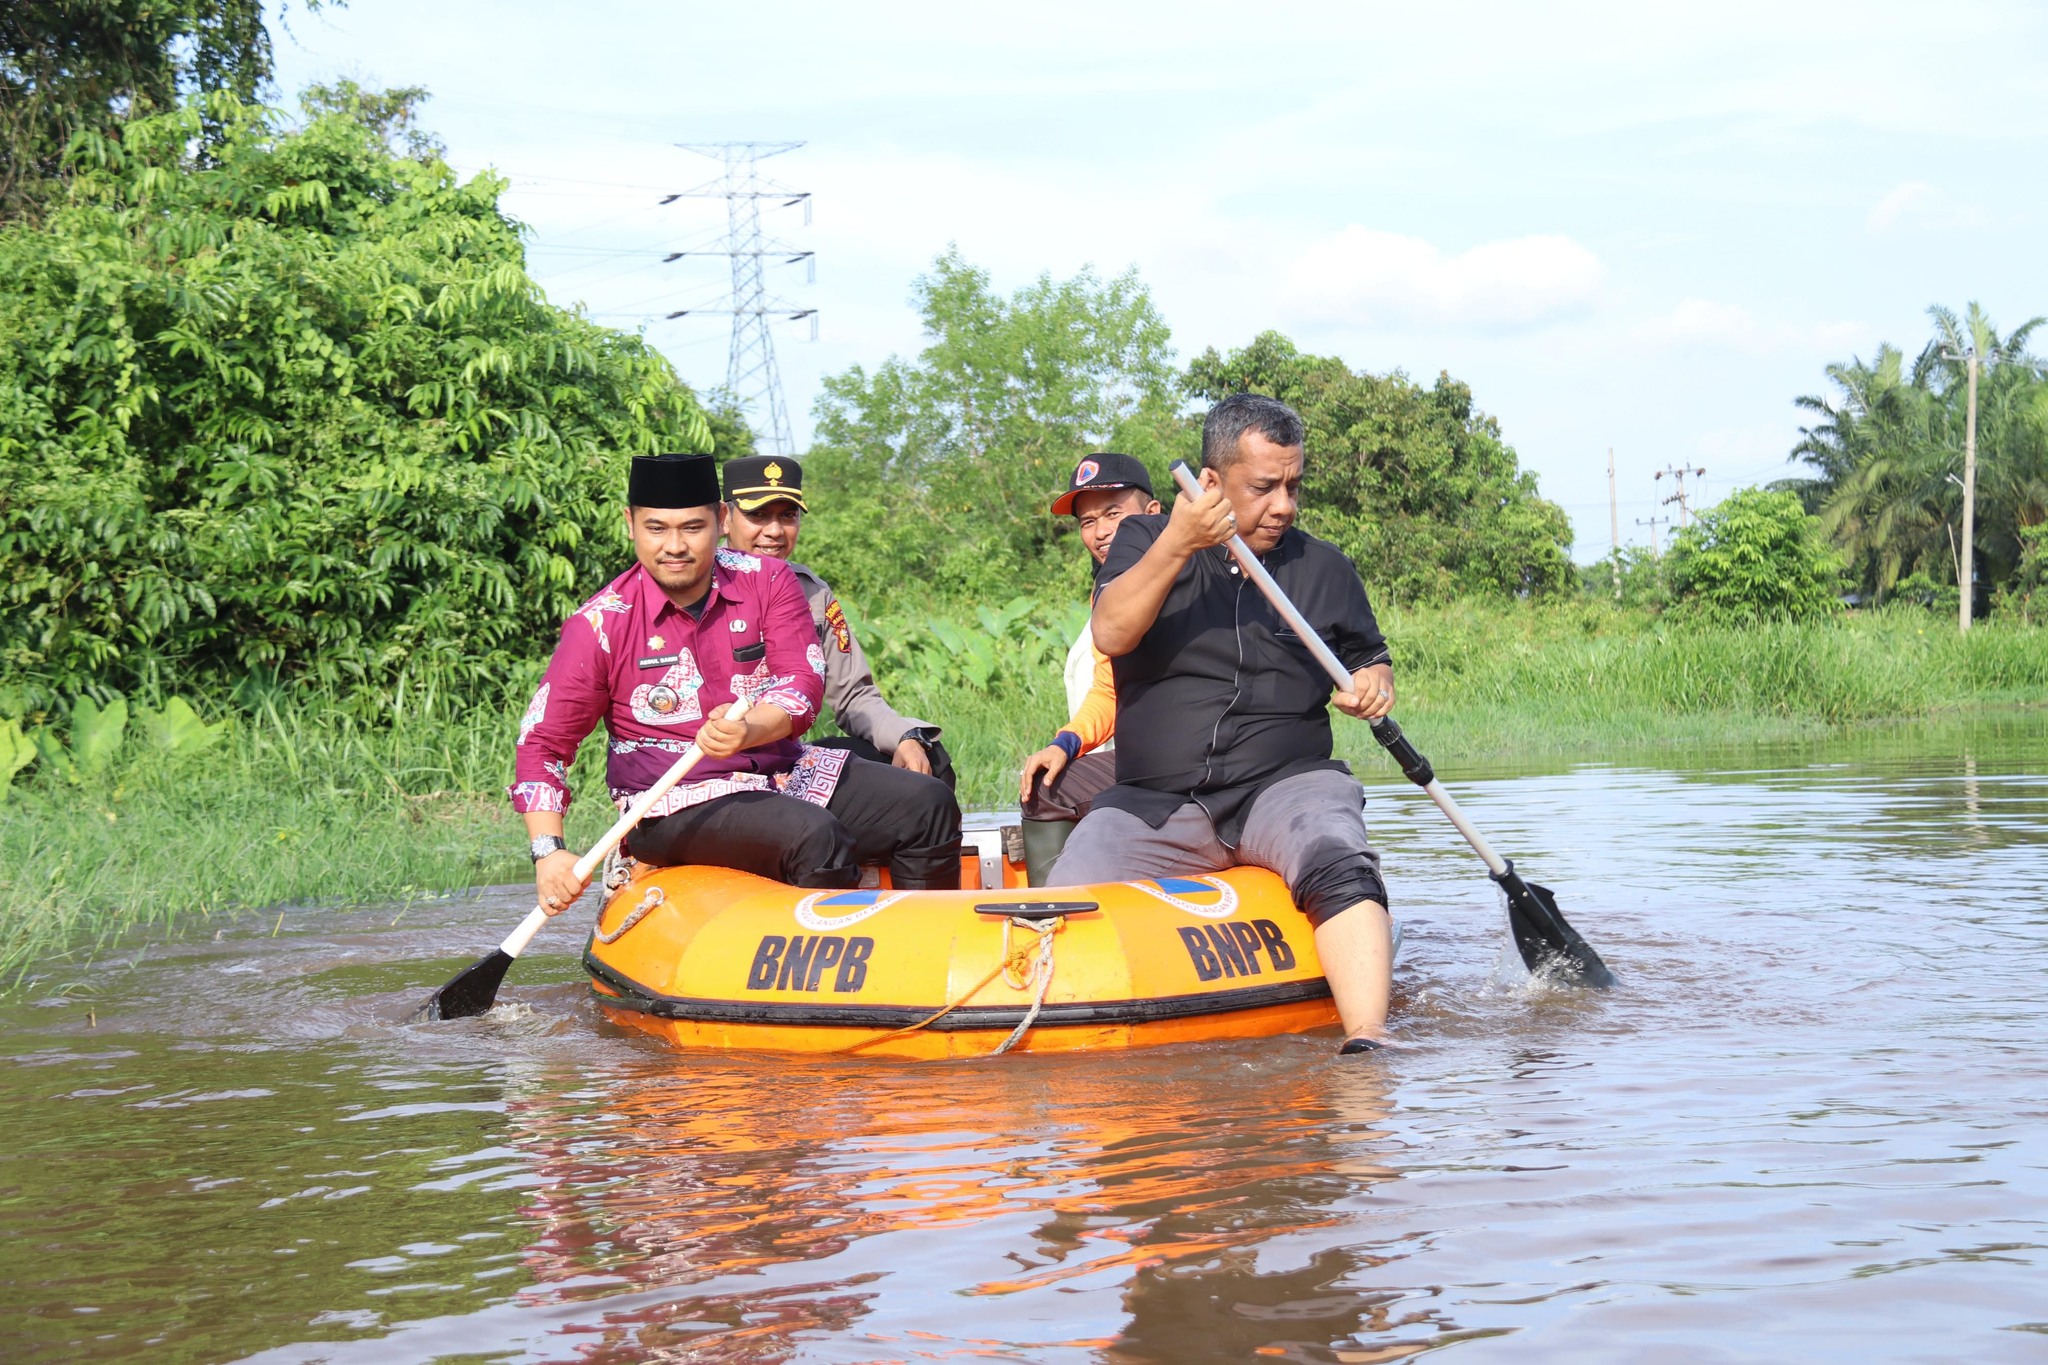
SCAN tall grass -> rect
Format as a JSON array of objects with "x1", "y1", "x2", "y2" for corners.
[
  {"x1": 1385, "y1": 601, "x2": 2048, "y2": 749},
  {"x1": 4, "y1": 601, "x2": 2043, "y2": 979},
  {"x1": 0, "y1": 698, "x2": 611, "y2": 981}
]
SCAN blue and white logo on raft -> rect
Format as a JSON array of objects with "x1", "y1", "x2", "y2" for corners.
[
  {"x1": 794, "y1": 888, "x2": 909, "y2": 932},
  {"x1": 1134, "y1": 876, "x2": 1239, "y2": 919}
]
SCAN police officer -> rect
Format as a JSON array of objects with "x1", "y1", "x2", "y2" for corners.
[{"x1": 720, "y1": 456, "x2": 954, "y2": 788}]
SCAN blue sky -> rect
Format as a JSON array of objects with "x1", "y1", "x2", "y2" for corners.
[{"x1": 272, "y1": 0, "x2": 2048, "y2": 560}]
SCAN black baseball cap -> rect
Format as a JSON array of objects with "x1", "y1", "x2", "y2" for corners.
[
  {"x1": 722, "y1": 455, "x2": 809, "y2": 513},
  {"x1": 1050, "y1": 452, "x2": 1155, "y2": 516}
]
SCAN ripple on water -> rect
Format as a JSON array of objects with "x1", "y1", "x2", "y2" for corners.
[{"x1": 2, "y1": 719, "x2": 2046, "y2": 1363}]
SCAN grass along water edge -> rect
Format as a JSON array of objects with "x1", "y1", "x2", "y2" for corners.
[{"x1": 4, "y1": 604, "x2": 2044, "y2": 982}]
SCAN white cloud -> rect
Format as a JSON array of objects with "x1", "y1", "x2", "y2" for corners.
[
  {"x1": 1867, "y1": 180, "x2": 1936, "y2": 233},
  {"x1": 1641, "y1": 298, "x2": 1757, "y2": 345},
  {"x1": 1282, "y1": 228, "x2": 1604, "y2": 331},
  {"x1": 1637, "y1": 299, "x2": 1869, "y2": 355},
  {"x1": 1864, "y1": 180, "x2": 1989, "y2": 234}
]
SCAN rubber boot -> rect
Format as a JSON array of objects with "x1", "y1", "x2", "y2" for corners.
[{"x1": 1020, "y1": 819, "x2": 1077, "y2": 887}]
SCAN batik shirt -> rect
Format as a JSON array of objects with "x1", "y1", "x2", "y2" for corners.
[{"x1": 509, "y1": 551, "x2": 836, "y2": 821}]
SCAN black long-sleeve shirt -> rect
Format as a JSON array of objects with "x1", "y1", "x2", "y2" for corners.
[{"x1": 1090, "y1": 514, "x2": 1392, "y2": 846}]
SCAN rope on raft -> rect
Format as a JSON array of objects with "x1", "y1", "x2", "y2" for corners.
[
  {"x1": 594, "y1": 886, "x2": 665, "y2": 945},
  {"x1": 837, "y1": 913, "x2": 1065, "y2": 1057},
  {"x1": 990, "y1": 916, "x2": 1059, "y2": 1056}
]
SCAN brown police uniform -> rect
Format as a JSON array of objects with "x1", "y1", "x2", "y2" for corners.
[
  {"x1": 722, "y1": 455, "x2": 952, "y2": 787},
  {"x1": 788, "y1": 561, "x2": 939, "y2": 758}
]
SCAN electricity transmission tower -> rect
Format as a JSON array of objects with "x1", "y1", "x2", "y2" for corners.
[{"x1": 663, "y1": 142, "x2": 815, "y2": 455}]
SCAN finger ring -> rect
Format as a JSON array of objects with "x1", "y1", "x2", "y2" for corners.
[
  {"x1": 1377, "y1": 689, "x2": 1390, "y2": 700},
  {"x1": 545, "y1": 896, "x2": 559, "y2": 907}
]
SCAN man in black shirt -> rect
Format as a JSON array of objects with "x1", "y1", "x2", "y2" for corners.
[{"x1": 1047, "y1": 394, "x2": 1398, "y2": 1054}]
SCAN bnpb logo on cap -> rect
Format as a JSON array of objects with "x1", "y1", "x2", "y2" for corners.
[{"x1": 1073, "y1": 459, "x2": 1100, "y2": 486}]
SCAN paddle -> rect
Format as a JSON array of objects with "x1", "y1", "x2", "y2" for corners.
[
  {"x1": 408, "y1": 741, "x2": 708, "y2": 1021},
  {"x1": 1168, "y1": 461, "x2": 1615, "y2": 988}
]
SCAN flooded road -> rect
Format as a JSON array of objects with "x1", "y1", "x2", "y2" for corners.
[{"x1": 4, "y1": 714, "x2": 2046, "y2": 1363}]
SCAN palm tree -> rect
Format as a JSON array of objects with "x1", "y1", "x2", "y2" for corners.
[
  {"x1": 1790, "y1": 346, "x2": 1951, "y2": 597},
  {"x1": 1788, "y1": 304, "x2": 2048, "y2": 599}
]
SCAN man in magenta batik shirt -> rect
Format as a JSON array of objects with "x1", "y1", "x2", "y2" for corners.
[{"x1": 513, "y1": 453, "x2": 961, "y2": 920}]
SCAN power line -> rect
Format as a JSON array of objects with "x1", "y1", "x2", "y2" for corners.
[
  {"x1": 1654, "y1": 463, "x2": 1707, "y2": 527},
  {"x1": 1635, "y1": 514, "x2": 1671, "y2": 557}
]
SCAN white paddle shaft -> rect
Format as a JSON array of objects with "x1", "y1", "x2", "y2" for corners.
[
  {"x1": 1167, "y1": 462, "x2": 1509, "y2": 876},
  {"x1": 498, "y1": 742, "x2": 707, "y2": 959}
]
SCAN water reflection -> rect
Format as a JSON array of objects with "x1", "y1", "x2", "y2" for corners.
[
  {"x1": 489, "y1": 1049, "x2": 1396, "y2": 1360},
  {"x1": 2, "y1": 711, "x2": 2046, "y2": 1362}
]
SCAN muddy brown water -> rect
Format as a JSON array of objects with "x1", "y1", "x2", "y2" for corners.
[{"x1": 4, "y1": 715, "x2": 2046, "y2": 1363}]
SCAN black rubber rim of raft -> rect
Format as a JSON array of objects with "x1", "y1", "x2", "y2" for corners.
[{"x1": 582, "y1": 945, "x2": 1333, "y2": 1031}]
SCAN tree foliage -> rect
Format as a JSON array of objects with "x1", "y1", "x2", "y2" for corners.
[
  {"x1": 1187, "y1": 331, "x2": 1574, "y2": 602},
  {"x1": 1666, "y1": 487, "x2": 1843, "y2": 624},
  {"x1": 801, "y1": 248, "x2": 1189, "y2": 606},
  {"x1": 0, "y1": 89, "x2": 713, "y2": 713},
  {"x1": 0, "y1": 0, "x2": 307, "y2": 220},
  {"x1": 1998, "y1": 523, "x2": 2048, "y2": 624},
  {"x1": 803, "y1": 265, "x2": 1576, "y2": 610},
  {"x1": 1788, "y1": 303, "x2": 2048, "y2": 603}
]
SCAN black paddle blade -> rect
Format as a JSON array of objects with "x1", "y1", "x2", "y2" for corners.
[
  {"x1": 407, "y1": 949, "x2": 514, "y2": 1023},
  {"x1": 1492, "y1": 862, "x2": 1616, "y2": 990}
]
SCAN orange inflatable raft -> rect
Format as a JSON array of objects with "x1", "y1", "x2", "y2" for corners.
[{"x1": 584, "y1": 823, "x2": 1339, "y2": 1059}]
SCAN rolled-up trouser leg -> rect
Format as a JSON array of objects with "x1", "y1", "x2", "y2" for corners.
[
  {"x1": 1234, "y1": 768, "x2": 1388, "y2": 926},
  {"x1": 1020, "y1": 750, "x2": 1119, "y2": 822},
  {"x1": 628, "y1": 790, "x2": 859, "y2": 888},
  {"x1": 824, "y1": 755, "x2": 963, "y2": 889}
]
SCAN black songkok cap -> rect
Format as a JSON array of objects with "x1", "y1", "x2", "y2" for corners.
[{"x1": 627, "y1": 453, "x2": 719, "y2": 510}]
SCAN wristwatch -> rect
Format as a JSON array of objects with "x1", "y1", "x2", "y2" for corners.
[
  {"x1": 904, "y1": 726, "x2": 941, "y2": 749},
  {"x1": 529, "y1": 834, "x2": 568, "y2": 862}
]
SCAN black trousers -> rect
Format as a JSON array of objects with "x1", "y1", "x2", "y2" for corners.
[
  {"x1": 811, "y1": 732, "x2": 956, "y2": 792},
  {"x1": 1020, "y1": 749, "x2": 1119, "y2": 822},
  {"x1": 628, "y1": 756, "x2": 962, "y2": 890}
]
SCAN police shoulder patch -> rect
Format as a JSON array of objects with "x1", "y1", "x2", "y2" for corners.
[{"x1": 822, "y1": 597, "x2": 852, "y2": 653}]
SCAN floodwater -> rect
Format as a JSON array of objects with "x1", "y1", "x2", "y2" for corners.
[{"x1": 4, "y1": 715, "x2": 2047, "y2": 1364}]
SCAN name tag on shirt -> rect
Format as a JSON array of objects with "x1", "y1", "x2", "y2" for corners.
[{"x1": 638, "y1": 653, "x2": 681, "y2": 669}]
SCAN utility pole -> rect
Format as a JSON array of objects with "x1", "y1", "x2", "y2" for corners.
[
  {"x1": 665, "y1": 142, "x2": 815, "y2": 455},
  {"x1": 1636, "y1": 514, "x2": 1670, "y2": 557},
  {"x1": 1954, "y1": 349, "x2": 1980, "y2": 632},
  {"x1": 1608, "y1": 447, "x2": 1622, "y2": 600},
  {"x1": 1655, "y1": 463, "x2": 1707, "y2": 527}
]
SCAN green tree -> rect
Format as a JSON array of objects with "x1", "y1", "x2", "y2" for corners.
[
  {"x1": 1788, "y1": 303, "x2": 2048, "y2": 603},
  {"x1": 0, "y1": 89, "x2": 712, "y2": 712},
  {"x1": 802, "y1": 248, "x2": 1189, "y2": 606},
  {"x1": 1, "y1": 0, "x2": 309, "y2": 220},
  {"x1": 1187, "y1": 331, "x2": 1573, "y2": 602},
  {"x1": 1666, "y1": 487, "x2": 1843, "y2": 623},
  {"x1": 1997, "y1": 523, "x2": 2048, "y2": 624},
  {"x1": 1788, "y1": 344, "x2": 1951, "y2": 597}
]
